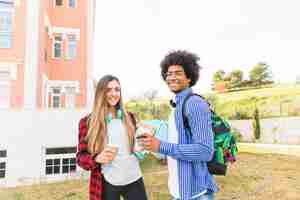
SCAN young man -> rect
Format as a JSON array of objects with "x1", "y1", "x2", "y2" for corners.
[{"x1": 139, "y1": 50, "x2": 218, "y2": 200}]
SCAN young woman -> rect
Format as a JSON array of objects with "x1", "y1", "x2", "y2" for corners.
[{"x1": 76, "y1": 75, "x2": 147, "y2": 200}]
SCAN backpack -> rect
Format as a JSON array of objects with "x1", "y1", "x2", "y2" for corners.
[{"x1": 182, "y1": 93, "x2": 238, "y2": 175}]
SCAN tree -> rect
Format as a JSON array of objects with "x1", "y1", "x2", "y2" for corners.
[
  {"x1": 127, "y1": 89, "x2": 168, "y2": 120},
  {"x1": 249, "y1": 62, "x2": 273, "y2": 86},
  {"x1": 126, "y1": 89, "x2": 171, "y2": 121},
  {"x1": 143, "y1": 89, "x2": 159, "y2": 101},
  {"x1": 252, "y1": 107, "x2": 261, "y2": 141},
  {"x1": 205, "y1": 94, "x2": 219, "y2": 109},
  {"x1": 212, "y1": 70, "x2": 227, "y2": 91},
  {"x1": 223, "y1": 74, "x2": 231, "y2": 82},
  {"x1": 212, "y1": 70, "x2": 225, "y2": 83},
  {"x1": 129, "y1": 89, "x2": 159, "y2": 102},
  {"x1": 229, "y1": 69, "x2": 244, "y2": 88}
]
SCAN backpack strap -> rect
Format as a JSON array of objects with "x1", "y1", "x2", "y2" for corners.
[{"x1": 182, "y1": 93, "x2": 209, "y2": 133}]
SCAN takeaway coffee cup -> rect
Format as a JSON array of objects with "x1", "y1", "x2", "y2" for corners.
[{"x1": 104, "y1": 144, "x2": 119, "y2": 157}]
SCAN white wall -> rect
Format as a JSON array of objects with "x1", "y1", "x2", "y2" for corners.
[
  {"x1": 230, "y1": 117, "x2": 300, "y2": 144},
  {"x1": 0, "y1": 109, "x2": 89, "y2": 187},
  {"x1": 1, "y1": 112, "x2": 299, "y2": 187}
]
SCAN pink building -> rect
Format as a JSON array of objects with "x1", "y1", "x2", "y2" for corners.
[
  {"x1": 0, "y1": 0, "x2": 25, "y2": 108},
  {"x1": 0, "y1": 0, "x2": 95, "y2": 187},
  {"x1": 0, "y1": 0, "x2": 94, "y2": 109}
]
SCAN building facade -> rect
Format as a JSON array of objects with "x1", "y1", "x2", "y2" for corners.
[{"x1": 0, "y1": 0, "x2": 95, "y2": 187}]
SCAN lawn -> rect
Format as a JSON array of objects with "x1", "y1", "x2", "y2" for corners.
[
  {"x1": 126, "y1": 84, "x2": 300, "y2": 121},
  {"x1": 212, "y1": 85, "x2": 300, "y2": 119},
  {"x1": 0, "y1": 153, "x2": 299, "y2": 200},
  {"x1": 217, "y1": 84, "x2": 300, "y2": 101}
]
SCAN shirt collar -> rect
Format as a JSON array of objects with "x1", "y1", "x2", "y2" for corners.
[{"x1": 174, "y1": 87, "x2": 193, "y2": 104}]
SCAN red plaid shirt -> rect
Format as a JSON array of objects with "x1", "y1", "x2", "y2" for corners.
[{"x1": 76, "y1": 116, "x2": 103, "y2": 200}]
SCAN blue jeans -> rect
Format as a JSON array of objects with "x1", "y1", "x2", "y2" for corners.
[{"x1": 172, "y1": 192, "x2": 214, "y2": 200}]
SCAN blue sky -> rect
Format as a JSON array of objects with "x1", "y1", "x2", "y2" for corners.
[{"x1": 93, "y1": 0, "x2": 300, "y2": 100}]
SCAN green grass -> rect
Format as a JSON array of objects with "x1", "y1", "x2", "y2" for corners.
[
  {"x1": 1, "y1": 153, "x2": 300, "y2": 200},
  {"x1": 126, "y1": 84, "x2": 300, "y2": 121},
  {"x1": 212, "y1": 84, "x2": 300, "y2": 119},
  {"x1": 217, "y1": 84, "x2": 300, "y2": 100}
]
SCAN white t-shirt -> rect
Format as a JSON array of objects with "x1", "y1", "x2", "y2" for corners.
[
  {"x1": 167, "y1": 109, "x2": 180, "y2": 198},
  {"x1": 167, "y1": 109, "x2": 207, "y2": 199}
]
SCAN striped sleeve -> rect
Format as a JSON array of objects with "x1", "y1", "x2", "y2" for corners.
[{"x1": 159, "y1": 96, "x2": 214, "y2": 162}]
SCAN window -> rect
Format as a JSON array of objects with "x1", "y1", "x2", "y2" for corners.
[
  {"x1": 62, "y1": 158, "x2": 76, "y2": 173},
  {"x1": 0, "y1": 162, "x2": 5, "y2": 178},
  {"x1": 65, "y1": 87, "x2": 76, "y2": 108},
  {"x1": 55, "y1": 0, "x2": 63, "y2": 7},
  {"x1": 0, "y1": 2, "x2": 13, "y2": 48},
  {"x1": 46, "y1": 147, "x2": 76, "y2": 154},
  {"x1": 0, "y1": 32, "x2": 11, "y2": 48},
  {"x1": 0, "y1": 150, "x2": 7, "y2": 158},
  {"x1": 52, "y1": 35, "x2": 62, "y2": 59},
  {"x1": 45, "y1": 158, "x2": 60, "y2": 175},
  {"x1": 66, "y1": 35, "x2": 76, "y2": 59},
  {"x1": 45, "y1": 147, "x2": 76, "y2": 175},
  {"x1": 51, "y1": 88, "x2": 61, "y2": 108},
  {"x1": 0, "y1": 71, "x2": 10, "y2": 108},
  {"x1": 0, "y1": 150, "x2": 7, "y2": 179},
  {"x1": 68, "y1": 0, "x2": 75, "y2": 8},
  {"x1": 47, "y1": 81, "x2": 79, "y2": 109},
  {"x1": 53, "y1": 95, "x2": 60, "y2": 107}
]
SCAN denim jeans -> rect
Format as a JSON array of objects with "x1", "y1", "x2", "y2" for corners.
[{"x1": 172, "y1": 192, "x2": 214, "y2": 200}]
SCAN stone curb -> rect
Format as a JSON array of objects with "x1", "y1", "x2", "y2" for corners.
[{"x1": 238, "y1": 142, "x2": 300, "y2": 157}]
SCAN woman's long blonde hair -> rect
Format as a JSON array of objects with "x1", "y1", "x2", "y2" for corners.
[{"x1": 85, "y1": 75, "x2": 135, "y2": 156}]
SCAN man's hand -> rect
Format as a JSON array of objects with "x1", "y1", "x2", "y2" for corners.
[{"x1": 138, "y1": 133, "x2": 160, "y2": 152}]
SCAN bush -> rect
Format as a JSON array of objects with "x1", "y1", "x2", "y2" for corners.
[
  {"x1": 228, "y1": 110, "x2": 252, "y2": 120},
  {"x1": 252, "y1": 107, "x2": 261, "y2": 140},
  {"x1": 126, "y1": 100, "x2": 171, "y2": 121},
  {"x1": 288, "y1": 107, "x2": 300, "y2": 117},
  {"x1": 231, "y1": 127, "x2": 243, "y2": 142}
]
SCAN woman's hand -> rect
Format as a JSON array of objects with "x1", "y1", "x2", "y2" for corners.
[{"x1": 94, "y1": 148, "x2": 117, "y2": 164}]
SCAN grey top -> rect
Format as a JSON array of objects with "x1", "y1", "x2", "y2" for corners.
[{"x1": 101, "y1": 119, "x2": 142, "y2": 186}]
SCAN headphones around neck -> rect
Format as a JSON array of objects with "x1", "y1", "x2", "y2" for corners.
[
  {"x1": 170, "y1": 100, "x2": 176, "y2": 108},
  {"x1": 106, "y1": 109, "x2": 123, "y2": 124}
]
